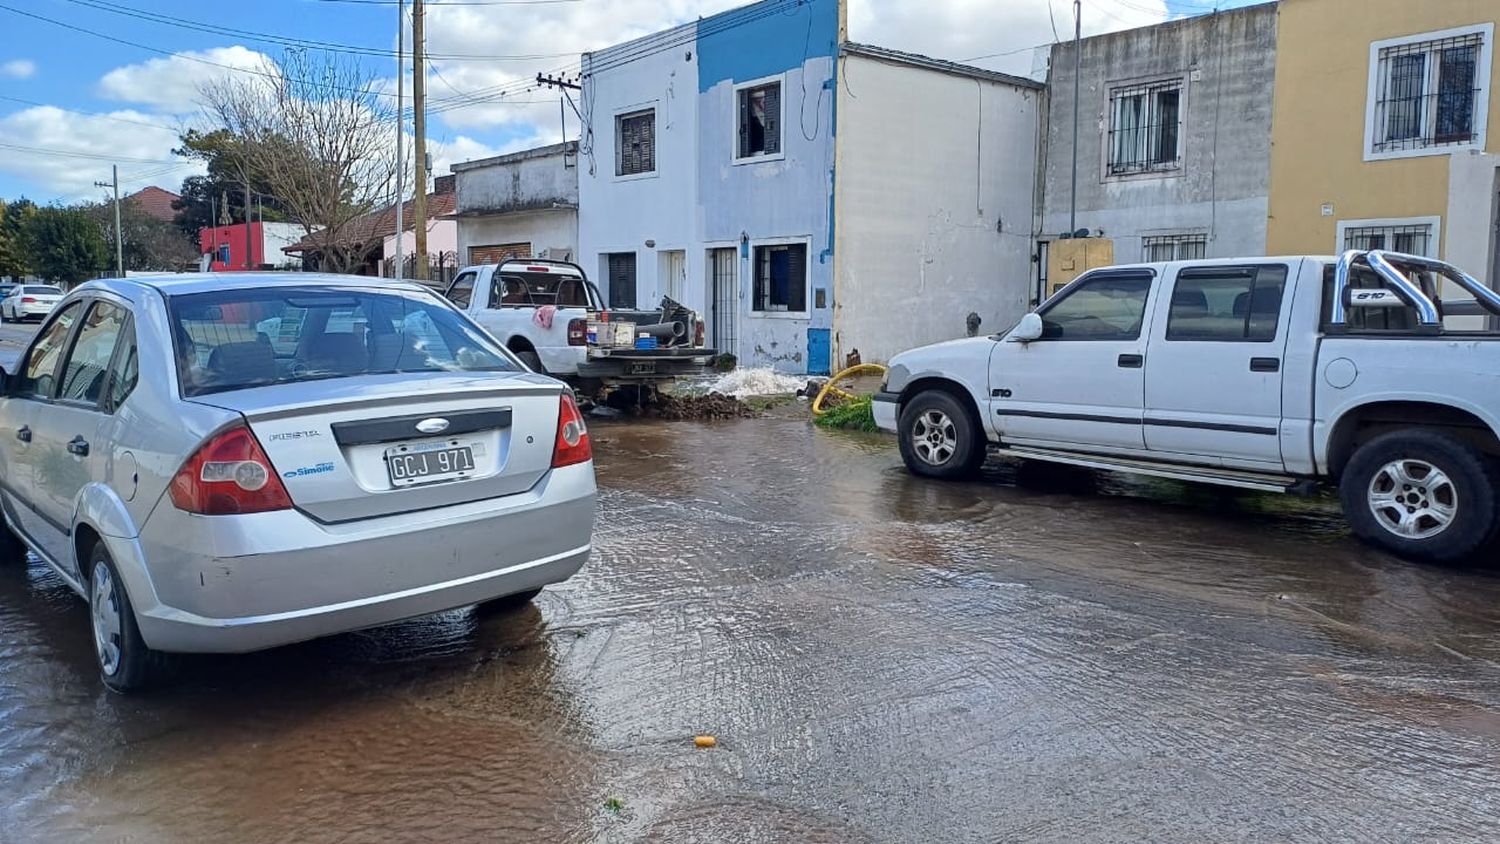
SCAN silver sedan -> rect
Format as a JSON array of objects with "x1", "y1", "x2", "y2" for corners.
[{"x1": 0, "y1": 274, "x2": 596, "y2": 692}]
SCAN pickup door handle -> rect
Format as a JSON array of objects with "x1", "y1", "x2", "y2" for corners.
[
  {"x1": 16, "y1": 426, "x2": 30, "y2": 443},
  {"x1": 1250, "y1": 357, "x2": 1281, "y2": 373},
  {"x1": 66, "y1": 436, "x2": 89, "y2": 457},
  {"x1": 1117, "y1": 354, "x2": 1144, "y2": 369}
]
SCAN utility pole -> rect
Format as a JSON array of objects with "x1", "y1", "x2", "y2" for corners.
[
  {"x1": 412, "y1": 0, "x2": 427, "y2": 281},
  {"x1": 94, "y1": 165, "x2": 123, "y2": 278},
  {"x1": 394, "y1": 0, "x2": 406, "y2": 282},
  {"x1": 244, "y1": 182, "x2": 253, "y2": 271},
  {"x1": 1069, "y1": 0, "x2": 1081, "y2": 237}
]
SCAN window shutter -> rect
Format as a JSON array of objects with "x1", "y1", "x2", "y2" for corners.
[
  {"x1": 764, "y1": 84, "x2": 781, "y2": 155},
  {"x1": 608, "y1": 253, "x2": 637, "y2": 309},
  {"x1": 738, "y1": 90, "x2": 750, "y2": 158},
  {"x1": 787, "y1": 243, "x2": 806, "y2": 311}
]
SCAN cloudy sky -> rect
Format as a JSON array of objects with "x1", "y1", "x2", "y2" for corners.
[{"x1": 0, "y1": 0, "x2": 1254, "y2": 204}]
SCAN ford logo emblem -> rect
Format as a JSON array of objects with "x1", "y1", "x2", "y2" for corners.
[{"x1": 415, "y1": 418, "x2": 450, "y2": 434}]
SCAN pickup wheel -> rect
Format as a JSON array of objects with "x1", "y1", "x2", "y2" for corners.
[
  {"x1": 515, "y1": 351, "x2": 544, "y2": 373},
  {"x1": 1340, "y1": 430, "x2": 1500, "y2": 563},
  {"x1": 898, "y1": 390, "x2": 986, "y2": 480}
]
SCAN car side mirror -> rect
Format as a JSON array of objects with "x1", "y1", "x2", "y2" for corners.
[{"x1": 1007, "y1": 312, "x2": 1044, "y2": 343}]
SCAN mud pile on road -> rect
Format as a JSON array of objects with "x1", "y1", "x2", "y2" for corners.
[{"x1": 642, "y1": 392, "x2": 756, "y2": 420}]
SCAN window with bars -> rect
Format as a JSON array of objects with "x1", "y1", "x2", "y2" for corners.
[
  {"x1": 616, "y1": 109, "x2": 655, "y2": 176},
  {"x1": 1371, "y1": 31, "x2": 1487, "y2": 154},
  {"x1": 737, "y1": 82, "x2": 782, "y2": 160},
  {"x1": 753, "y1": 243, "x2": 807, "y2": 312},
  {"x1": 1142, "y1": 234, "x2": 1207, "y2": 262},
  {"x1": 1343, "y1": 223, "x2": 1434, "y2": 257},
  {"x1": 1107, "y1": 80, "x2": 1182, "y2": 176}
]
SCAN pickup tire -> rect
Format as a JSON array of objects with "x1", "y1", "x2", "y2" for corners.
[
  {"x1": 898, "y1": 390, "x2": 985, "y2": 480},
  {"x1": 1340, "y1": 429, "x2": 1499, "y2": 563}
]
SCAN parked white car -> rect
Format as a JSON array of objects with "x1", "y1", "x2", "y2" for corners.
[
  {"x1": 1, "y1": 284, "x2": 63, "y2": 322},
  {"x1": 0, "y1": 273, "x2": 596, "y2": 692},
  {"x1": 445, "y1": 260, "x2": 715, "y2": 391},
  {"x1": 875, "y1": 250, "x2": 1500, "y2": 562}
]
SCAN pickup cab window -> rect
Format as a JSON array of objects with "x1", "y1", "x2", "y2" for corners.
[
  {"x1": 1040, "y1": 272, "x2": 1154, "y2": 340},
  {"x1": 446, "y1": 272, "x2": 477, "y2": 309},
  {"x1": 1166, "y1": 265, "x2": 1287, "y2": 342},
  {"x1": 490, "y1": 272, "x2": 597, "y2": 309}
]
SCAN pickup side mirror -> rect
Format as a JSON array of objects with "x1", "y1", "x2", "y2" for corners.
[{"x1": 1007, "y1": 312, "x2": 1045, "y2": 343}]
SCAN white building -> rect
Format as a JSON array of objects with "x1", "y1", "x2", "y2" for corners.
[
  {"x1": 452, "y1": 142, "x2": 579, "y2": 266},
  {"x1": 576, "y1": 0, "x2": 1041, "y2": 373}
]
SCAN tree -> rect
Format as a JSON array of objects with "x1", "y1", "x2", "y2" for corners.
[
  {"x1": 82, "y1": 200, "x2": 198, "y2": 272},
  {"x1": 26, "y1": 206, "x2": 109, "y2": 286},
  {"x1": 200, "y1": 51, "x2": 399, "y2": 273},
  {"x1": 172, "y1": 129, "x2": 289, "y2": 237},
  {"x1": 0, "y1": 197, "x2": 36, "y2": 281}
]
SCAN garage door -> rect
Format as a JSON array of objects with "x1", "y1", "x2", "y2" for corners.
[{"x1": 469, "y1": 243, "x2": 531, "y2": 265}]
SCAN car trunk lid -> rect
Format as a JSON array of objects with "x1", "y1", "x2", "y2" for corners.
[{"x1": 191, "y1": 372, "x2": 564, "y2": 523}]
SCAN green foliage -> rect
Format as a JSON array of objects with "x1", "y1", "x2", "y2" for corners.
[
  {"x1": 172, "y1": 129, "x2": 289, "y2": 237},
  {"x1": 81, "y1": 201, "x2": 197, "y2": 272},
  {"x1": 813, "y1": 396, "x2": 878, "y2": 431},
  {"x1": 0, "y1": 197, "x2": 36, "y2": 281},
  {"x1": 25, "y1": 206, "x2": 109, "y2": 285}
]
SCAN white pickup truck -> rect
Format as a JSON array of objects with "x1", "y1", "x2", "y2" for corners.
[
  {"x1": 874, "y1": 250, "x2": 1500, "y2": 562},
  {"x1": 443, "y1": 259, "x2": 715, "y2": 392}
]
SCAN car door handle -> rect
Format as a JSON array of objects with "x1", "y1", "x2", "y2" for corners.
[
  {"x1": 66, "y1": 436, "x2": 89, "y2": 457},
  {"x1": 1250, "y1": 357, "x2": 1281, "y2": 373},
  {"x1": 16, "y1": 426, "x2": 30, "y2": 443},
  {"x1": 1117, "y1": 354, "x2": 1144, "y2": 369}
]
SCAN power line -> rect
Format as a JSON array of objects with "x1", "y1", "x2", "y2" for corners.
[
  {"x1": 0, "y1": 141, "x2": 187, "y2": 165},
  {"x1": 313, "y1": 0, "x2": 584, "y2": 5},
  {"x1": 0, "y1": 94, "x2": 182, "y2": 132},
  {"x1": 58, "y1": 0, "x2": 575, "y2": 62}
]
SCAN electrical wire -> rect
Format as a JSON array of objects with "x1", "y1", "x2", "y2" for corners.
[
  {"x1": 0, "y1": 95, "x2": 182, "y2": 132},
  {"x1": 313, "y1": 0, "x2": 583, "y2": 5},
  {"x1": 0, "y1": 141, "x2": 186, "y2": 165}
]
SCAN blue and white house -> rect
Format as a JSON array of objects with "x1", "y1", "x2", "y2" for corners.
[{"x1": 577, "y1": 0, "x2": 1042, "y2": 373}]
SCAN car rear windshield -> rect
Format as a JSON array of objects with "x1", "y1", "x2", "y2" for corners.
[
  {"x1": 25, "y1": 286, "x2": 61, "y2": 294},
  {"x1": 168, "y1": 286, "x2": 520, "y2": 397}
]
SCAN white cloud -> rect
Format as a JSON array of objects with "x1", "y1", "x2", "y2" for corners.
[
  {"x1": 1, "y1": 59, "x2": 36, "y2": 80},
  {"x1": 0, "y1": 106, "x2": 199, "y2": 199},
  {"x1": 97, "y1": 46, "x2": 274, "y2": 113}
]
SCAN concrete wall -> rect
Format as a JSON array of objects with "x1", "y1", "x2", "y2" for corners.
[
  {"x1": 1042, "y1": 4, "x2": 1278, "y2": 268},
  {"x1": 834, "y1": 51, "x2": 1041, "y2": 363},
  {"x1": 577, "y1": 21, "x2": 699, "y2": 311},
  {"x1": 1266, "y1": 0, "x2": 1500, "y2": 262},
  {"x1": 385, "y1": 219, "x2": 457, "y2": 265},
  {"x1": 697, "y1": 0, "x2": 839, "y2": 372},
  {"x1": 453, "y1": 143, "x2": 579, "y2": 264},
  {"x1": 1446, "y1": 152, "x2": 1500, "y2": 283}
]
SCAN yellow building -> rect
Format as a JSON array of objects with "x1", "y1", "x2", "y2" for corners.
[{"x1": 1267, "y1": 0, "x2": 1499, "y2": 283}]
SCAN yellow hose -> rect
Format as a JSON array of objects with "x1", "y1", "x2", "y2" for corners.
[{"x1": 811, "y1": 363, "x2": 888, "y2": 417}]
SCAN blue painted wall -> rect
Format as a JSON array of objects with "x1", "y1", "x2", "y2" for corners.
[
  {"x1": 697, "y1": 0, "x2": 840, "y2": 93},
  {"x1": 696, "y1": 0, "x2": 840, "y2": 373}
]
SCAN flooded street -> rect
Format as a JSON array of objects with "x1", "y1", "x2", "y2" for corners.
[{"x1": 6, "y1": 416, "x2": 1500, "y2": 842}]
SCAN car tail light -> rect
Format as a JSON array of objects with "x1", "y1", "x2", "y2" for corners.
[
  {"x1": 694, "y1": 320, "x2": 705, "y2": 347},
  {"x1": 21, "y1": 297, "x2": 35, "y2": 304},
  {"x1": 552, "y1": 393, "x2": 592, "y2": 468},
  {"x1": 169, "y1": 423, "x2": 293, "y2": 515},
  {"x1": 567, "y1": 317, "x2": 588, "y2": 346}
]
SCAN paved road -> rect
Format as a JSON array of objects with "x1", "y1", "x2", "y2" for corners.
[
  {"x1": 4, "y1": 410, "x2": 1500, "y2": 841},
  {"x1": 0, "y1": 320, "x2": 35, "y2": 369}
]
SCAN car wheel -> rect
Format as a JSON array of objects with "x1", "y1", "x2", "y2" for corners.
[
  {"x1": 88, "y1": 543, "x2": 166, "y2": 693},
  {"x1": 515, "y1": 351, "x2": 544, "y2": 373},
  {"x1": 897, "y1": 390, "x2": 986, "y2": 480},
  {"x1": 1340, "y1": 429, "x2": 1499, "y2": 563},
  {"x1": 476, "y1": 587, "x2": 543, "y2": 615}
]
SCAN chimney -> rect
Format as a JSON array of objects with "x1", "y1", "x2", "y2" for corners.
[{"x1": 433, "y1": 174, "x2": 456, "y2": 195}]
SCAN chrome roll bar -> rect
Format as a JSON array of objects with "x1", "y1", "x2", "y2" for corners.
[{"x1": 1330, "y1": 249, "x2": 1500, "y2": 328}]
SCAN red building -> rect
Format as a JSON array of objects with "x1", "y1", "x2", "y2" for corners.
[{"x1": 198, "y1": 222, "x2": 307, "y2": 271}]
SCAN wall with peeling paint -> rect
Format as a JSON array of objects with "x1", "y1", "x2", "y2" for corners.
[
  {"x1": 1041, "y1": 5, "x2": 1277, "y2": 268},
  {"x1": 833, "y1": 50, "x2": 1041, "y2": 364},
  {"x1": 577, "y1": 21, "x2": 701, "y2": 312},
  {"x1": 453, "y1": 142, "x2": 579, "y2": 264}
]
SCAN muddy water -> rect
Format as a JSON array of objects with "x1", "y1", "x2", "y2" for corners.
[{"x1": 5, "y1": 418, "x2": 1500, "y2": 842}]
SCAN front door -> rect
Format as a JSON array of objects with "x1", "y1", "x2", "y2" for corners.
[
  {"x1": 0, "y1": 301, "x2": 84, "y2": 569},
  {"x1": 1143, "y1": 263, "x2": 1293, "y2": 468},
  {"x1": 990, "y1": 269, "x2": 1157, "y2": 452},
  {"x1": 708, "y1": 247, "x2": 737, "y2": 355},
  {"x1": 662, "y1": 250, "x2": 686, "y2": 303}
]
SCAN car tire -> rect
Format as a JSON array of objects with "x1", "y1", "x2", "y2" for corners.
[
  {"x1": 88, "y1": 543, "x2": 167, "y2": 693},
  {"x1": 516, "y1": 351, "x2": 544, "y2": 373},
  {"x1": 476, "y1": 587, "x2": 543, "y2": 615},
  {"x1": 1340, "y1": 429, "x2": 1499, "y2": 563},
  {"x1": 897, "y1": 389, "x2": 986, "y2": 480}
]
